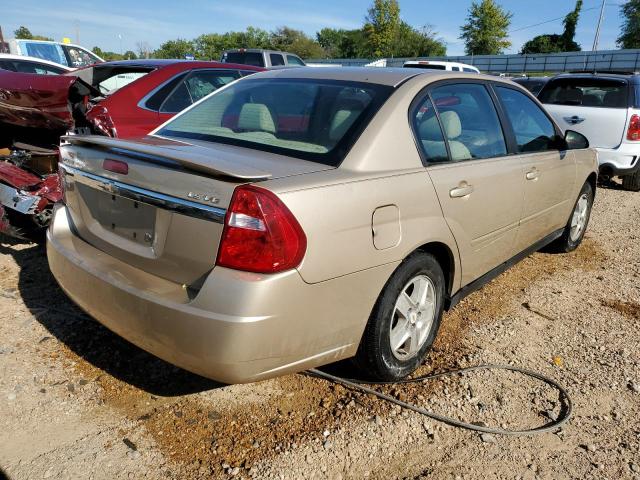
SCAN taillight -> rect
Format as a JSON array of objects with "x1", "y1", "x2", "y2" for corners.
[
  {"x1": 627, "y1": 114, "x2": 640, "y2": 141},
  {"x1": 86, "y1": 104, "x2": 117, "y2": 137},
  {"x1": 216, "y1": 185, "x2": 306, "y2": 274}
]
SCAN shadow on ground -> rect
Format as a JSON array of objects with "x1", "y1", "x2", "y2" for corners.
[{"x1": 0, "y1": 238, "x2": 220, "y2": 397}]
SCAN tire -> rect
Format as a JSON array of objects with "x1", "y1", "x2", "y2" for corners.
[
  {"x1": 622, "y1": 171, "x2": 640, "y2": 192},
  {"x1": 354, "y1": 252, "x2": 445, "y2": 381},
  {"x1": 549, "y1": 182, "x2": 594, "y2": 253}
]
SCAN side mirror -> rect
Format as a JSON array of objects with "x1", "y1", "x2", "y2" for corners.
[{"x1": 564, "y1": 130, "x2": 589, "y2": 150}]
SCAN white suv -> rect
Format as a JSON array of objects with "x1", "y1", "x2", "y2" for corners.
[
  {"x1": 539, "y1": 73, "x2": 640, "y2": 191},
  {"x1": 8, "y1": 39, "x2": 104, "y2": 69}
]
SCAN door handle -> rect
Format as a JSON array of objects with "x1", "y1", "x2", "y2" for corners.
[
  {"x1": 526, "y1": 168, "x2": 540, "y2": 180},
  {"x1": 449, "y1": 183, "x2": 474, "y2": 198},
  {"x1": 563, "y1": 115, "x2": 585, "y2": 125}
]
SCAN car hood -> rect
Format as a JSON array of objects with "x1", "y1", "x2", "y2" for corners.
[{"x1": 0, "y1": 69, "x2": 94, "y2": 131}]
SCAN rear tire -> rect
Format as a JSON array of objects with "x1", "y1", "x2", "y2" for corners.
[
  {"x1": 549, "y1": 182, "x2": 593, "y2": 253},
  {"x1": 622, "y1": 171, "x2": 640, "y2": 192},
  {"x1": 354, "y1": 252, "x2": 445, "y2": 381}
]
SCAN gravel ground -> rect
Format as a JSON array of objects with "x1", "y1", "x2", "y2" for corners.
[{"x1": 1, "y1": 183, "x2": 639, "y2": 480}]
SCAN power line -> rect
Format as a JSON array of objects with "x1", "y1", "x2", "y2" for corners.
[{"x1": 509, "y1": 2, "x2": 622, "y2": 34}]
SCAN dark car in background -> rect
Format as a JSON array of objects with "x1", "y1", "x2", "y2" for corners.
[
  {"x1": 221, "y1": 48, "x2": 306, "y2": 68},
  {"x1": 511, "y1": 76, "x2": 551, "y2": 96},
  {"x1": 0, "y1": 59, "x2": 262, "y2": 238}
]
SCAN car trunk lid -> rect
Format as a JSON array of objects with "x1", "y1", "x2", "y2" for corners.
[{"x1": 59, "y1": 135, "x2": 332, "y2": 285}]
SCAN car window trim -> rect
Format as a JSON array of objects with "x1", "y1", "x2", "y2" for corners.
[
  {"x1": 158, "y1": 68, "x2": 243, "y2": 114},
  {"x1": 140, "y1": 69, "x2": 246, "y2": 113},
  {"x1": 408, "y1": 78, "x2": 513, "y2": 166},
  {"x1": 139, "y1": 71, "x2": 189, "y2": 112},
  {"x1": 489, "y1": 82, "x2": 566, "y2": 154}
]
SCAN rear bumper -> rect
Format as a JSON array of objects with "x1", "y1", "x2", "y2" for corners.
[
  {"x1": 595, "y1": 144, "x2": 640, "y2": 177},
  {"x1": 47, "y1": 205, "x2": 393, "y2": 383}
]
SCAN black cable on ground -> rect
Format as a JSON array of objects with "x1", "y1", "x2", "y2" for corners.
[{"x1": 307, "y1": 364, "x2": 572, "y2": 436}]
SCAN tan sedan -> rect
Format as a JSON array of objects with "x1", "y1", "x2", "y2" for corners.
[{"x1": 47, "y1": 68, "x2": 598, "y2": 383}]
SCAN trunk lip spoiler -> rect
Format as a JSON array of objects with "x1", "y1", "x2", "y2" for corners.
[
  {"x1": 61, "y1": 164, "x2": 226, "y2": 224},
  {"x1": 61, "y1": 135, "x2": 272, "y2": 181}
]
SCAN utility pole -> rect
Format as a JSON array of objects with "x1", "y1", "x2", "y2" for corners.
[{"x1": 592, "y1": 0, "x2": 606, "y2": 51}]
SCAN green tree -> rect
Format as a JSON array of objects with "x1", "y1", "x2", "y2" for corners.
[
  {"x1": 317, "y1": 28, "x2": 368, "y2": 58},
  {"x1": 521, "y1": 0, "x2": 582, "y2": 54},
  {"x1": 392, "y1": 23, "x2": 446, "y2": 57},
  {"x1": 14, "y1": 26, "x2": 33, "y2": 39},
  {"x1": 194, "y1": 27, "x2": 270, "y2": 60},
  {"x1": 617, "y1": 0, "x2": 640, "y2": 49},
  {"x1": 123, "y1": 50, "x2": 137, "y2": 60},
  {"x1": 363, "y1": 0, "x2": 401, "y2": 57},
  {"x1": 13, "y1": 26, "x2": 53, "y2": 41},
  {"x1": 153, "y1": 39, "x2": 195, "y2": 59},
  {"x1": 269, "y1": 27, "x2": 325, "y2": 58},
  {"x1": 460, "y1": 0, "x2": 512, "y2": 55}
]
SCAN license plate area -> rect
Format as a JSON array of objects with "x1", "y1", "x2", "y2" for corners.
[{"x1": 77, "y1": 183, "x2": 156, "y2": 246}]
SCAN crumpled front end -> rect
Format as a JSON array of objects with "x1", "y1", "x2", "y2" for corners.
[{"x1": 0, "y1": 148, "x2": 62, "y2": 239}]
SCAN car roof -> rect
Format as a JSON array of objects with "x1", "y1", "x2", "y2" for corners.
[
  {"x1": 0, "y1": 53, "x2": 74, "y2": 70},
  {"x1": 551, "y1": 72, "x2": 640, "y2": 84},
  {"x1": 247, "y1": 66, "x2": 434, "y2": 87},
  {"x1": 223, "y1": 48, "x2": 300, "y2": 56},
  {"x1": 93, "y1": 59, "x2": 262, "y2": 71}
]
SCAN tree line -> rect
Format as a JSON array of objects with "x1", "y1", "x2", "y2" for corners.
[{"x1": 12, "y1": 0, "x2": 640, "y2": 61}]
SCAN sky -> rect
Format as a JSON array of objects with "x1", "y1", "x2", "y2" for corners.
[{"x1": 1, "y1": 0, "x2": 627, "y2": 57}]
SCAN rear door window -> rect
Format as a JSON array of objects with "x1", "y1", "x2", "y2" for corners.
[
  {"x1": 429, "y1": 83, "x2": 507, "y2": 161},
  {"x1": 411, "y1": 97, "x2": 450, "y2": 163},
  {"x1": 270, "y1": 54, "x2": 285, "y2": 66},
  {"x1": 538, "y1": 78, "x2": 629, "y2": 108},
  {"x1": 160, "y1": 70, "x2": 241, "y2": 113},
  {"x1": 495, "y1": 86, "x2": 557, "y2": 153}
]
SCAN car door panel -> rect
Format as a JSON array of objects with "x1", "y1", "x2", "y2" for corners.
[
  {"x1": 412, "y1": 82, "x2": 525, "y2": 287},
  {"x1": 493, "y1": 85, "x2": 577, "y2": 252},
  {"x1": 516, "y1": 150, "x2": 575, "y2": 251},
  {"x1": 427, "y1": 159, "x2": 525, "y2": 285}
]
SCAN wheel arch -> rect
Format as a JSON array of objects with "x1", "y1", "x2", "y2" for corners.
[
  {"x1": 586, "y1": 172, "x2": 597, "y2": 199},
  {"x1": 412, "y1": 241, "x2": 457, "y2": 303}
]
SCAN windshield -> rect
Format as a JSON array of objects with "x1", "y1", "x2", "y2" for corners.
[
  {"x1": 157, "y1": 78, "x2": 393, "y2": 166},
  {"x1": 20, "y1": 41, "x2": 67, "y2": 66}
]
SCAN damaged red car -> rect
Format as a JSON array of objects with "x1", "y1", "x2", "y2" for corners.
[{"x1": 0, "y1": 59, "x2": 262, "y2": 238}]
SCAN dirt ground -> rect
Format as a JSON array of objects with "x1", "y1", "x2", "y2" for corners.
[{"x1": 1, "y1": 183, "x2": 639, "y2": 480}]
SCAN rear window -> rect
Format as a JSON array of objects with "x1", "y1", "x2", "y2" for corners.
[
  {"x1": 156, "y1": 78, "x2": 393, "y2": 166},
  {"x1": 538, "y1": 78, "x2": 629, "y2": 108},
  {"x1": 404, "y1": 63, "x2": 446, "y2": 70},
  {"x1": 222, "y1": 52, "x2": 265, "y2": 67}
]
